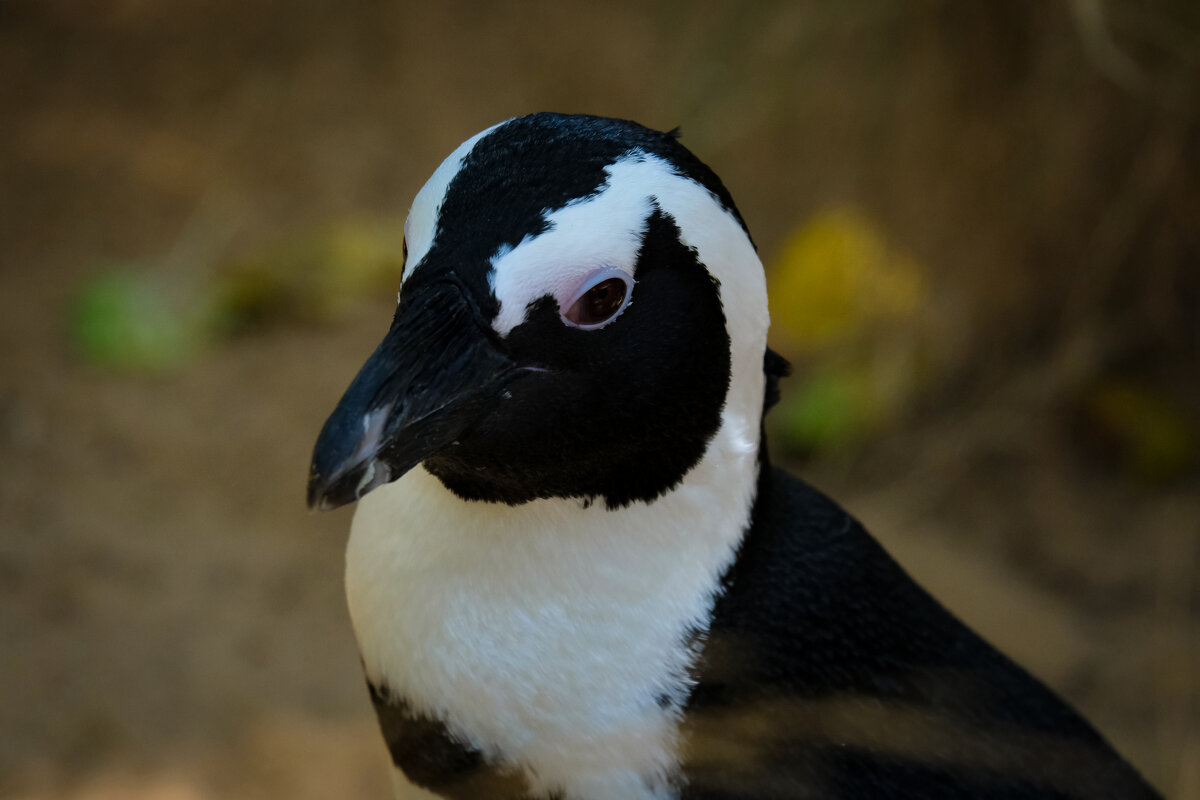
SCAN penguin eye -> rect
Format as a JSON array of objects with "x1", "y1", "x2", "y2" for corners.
[
  {"x1": 569, "y1": 279, "x2": 625, "y2": 324},
  {"x1": 562, "y1": 269, "x2": 633, "y2": 330}
]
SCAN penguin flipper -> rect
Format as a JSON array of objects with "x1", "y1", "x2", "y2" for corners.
[{"x1": 681, "y1": 467, "x2": 1161, "y2": 799}]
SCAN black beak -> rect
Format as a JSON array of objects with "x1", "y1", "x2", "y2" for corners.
[{"x1": 307, "y1": 280, "x2": 512, "y2": 511}]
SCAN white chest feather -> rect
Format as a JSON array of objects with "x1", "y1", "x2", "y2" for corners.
[{"x1": 345, "y1": 412, "x2": 760, "y2": 800}]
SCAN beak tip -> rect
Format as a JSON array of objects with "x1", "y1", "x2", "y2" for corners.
[
  {"x1": 306, "y1": 469, "x2": 341, "y2": 513},
  {"x1": 306, "y1": 457, "x2": 393, "y2": 512}
]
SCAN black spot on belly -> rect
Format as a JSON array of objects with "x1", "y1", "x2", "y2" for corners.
[{"x1": 368, "y1": 681, "x2": 547, "y2": 799}]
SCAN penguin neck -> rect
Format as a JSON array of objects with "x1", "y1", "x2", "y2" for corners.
[{"x1": 343, "y1": 398, "x2": 764, "y2": 798}]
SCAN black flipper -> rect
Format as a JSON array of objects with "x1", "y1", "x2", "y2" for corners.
[{"x1": 681, "y1": 466, "x2": 1161, "y2": 799}]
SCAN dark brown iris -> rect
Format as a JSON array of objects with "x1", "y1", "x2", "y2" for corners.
[{"x1": 565, "y1": 278, "x2": 628, "y2": 326}]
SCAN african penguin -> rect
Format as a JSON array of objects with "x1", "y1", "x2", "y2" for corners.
[{"x1": 308, "y1": 113, "x2": 1160, "y2": 800}]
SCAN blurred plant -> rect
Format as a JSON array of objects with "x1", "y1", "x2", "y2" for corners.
[
  {"x1": 767, "y1": 207, "x2": 929, "y2": 457},
  {"x1": 70, "y1": 268, "x2": 209, "y2": 373},
  {"x1": 212, "y1": 219, "x2": 406, "y2": 332},
  {"x1": 769, "y1": 207, "x2": 924, "y2": 349},
  {"x1": 1073, "y1": 377, "x2": 1199, "y2": 482},
  {"x1": 68, "y1": 219, "x2": 405, "y2": 374}
]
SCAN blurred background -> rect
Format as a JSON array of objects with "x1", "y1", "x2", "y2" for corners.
[{"x1": 1, "y1": 1, "x2": 1197, "y2": 797}]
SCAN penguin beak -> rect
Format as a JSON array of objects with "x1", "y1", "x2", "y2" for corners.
[{"x1": 307, "y1": 280, "x2": 513, "y2": 511}]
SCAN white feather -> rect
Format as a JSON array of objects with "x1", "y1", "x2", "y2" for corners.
[{"x1": 402, "y1": 121, "x2": 505, "y2": 282}]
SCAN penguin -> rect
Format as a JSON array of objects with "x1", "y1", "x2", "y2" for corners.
[{"x1": 307, "y1": 113, "x2": 1161, "y2": 800}]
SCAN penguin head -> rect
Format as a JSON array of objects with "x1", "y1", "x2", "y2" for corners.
[{"x1": 308, "y1": 113, "x2": 770, "y2": 511}]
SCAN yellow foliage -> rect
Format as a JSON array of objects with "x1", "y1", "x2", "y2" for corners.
[
  {"x1": 1081, "y1": 380, "x2": 1198, "y2": 482},
  {"x1": 768, "y1": 207, "x2": 925, "y2": 351},
  {"x1": 216, "y1": 218, "x2": 407, "y2": 326}
]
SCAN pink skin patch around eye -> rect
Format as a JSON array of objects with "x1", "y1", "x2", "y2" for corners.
[{"x1": 559, "y1": 267, "x2": 635, "y2": 330}]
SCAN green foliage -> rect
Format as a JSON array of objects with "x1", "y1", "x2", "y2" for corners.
[
  {"x1": 767, "y1": 207, "x2": 928, "y2": 456},
  {"x1": 771, "y1": 365, "x2": 879, "y2": 455},
  {"x1": 69, "y1": 269, "x2": 208, "y2": 373},
  {"x1": 66, "y1": 219, "x2": 406, "y2": 374}
]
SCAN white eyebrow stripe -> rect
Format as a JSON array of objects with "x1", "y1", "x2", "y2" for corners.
[
  {"x1": 402, "y1": 120, "x2": 506, "y2": 283},
  {"x1": 488, "y1": 153, "x2": 759, "y2": 342},
  {"x1": 488, "y1": 155, "x2": 660, "y2": 336}
]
